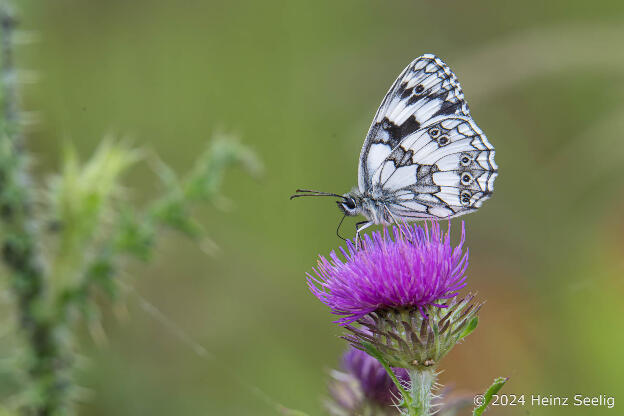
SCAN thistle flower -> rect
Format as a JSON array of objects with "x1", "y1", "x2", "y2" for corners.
[
  {"x1": 326, "y1": 347, "x2": 408, "y2": 415},
  {"x1": 308, "y1": 222, "x2": 468, "y2": 325},
  {"x1": 342, "y1": 347, "x2": 408, "y2": 405},
  {"x1": 308, "y1": 222, "x2": 481, "y2": 369}
]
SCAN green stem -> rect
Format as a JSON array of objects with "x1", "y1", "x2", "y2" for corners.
[
  {"x1": 405, "y1": 368, "x2": 436, "y2": 416},
  {"x1": 376, "y1": 354, "x2": 410, "y2": 402},
  {"x1": 0, "y1": 4, "x2": 71, "y2": 415}
]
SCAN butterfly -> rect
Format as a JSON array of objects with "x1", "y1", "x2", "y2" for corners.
[{"x1": 291, "y1": 54, "x2": 497, "y2": 237}]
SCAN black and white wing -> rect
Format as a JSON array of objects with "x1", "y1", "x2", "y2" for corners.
[
  {"x1": 357, "y1": 54, "x2": 497, "y2": 220},
  {"x1": 358, "y1": 54, "x2": 470, "y2": 191},
  {"x1": 372, "y1": 115, "x2": 497, "y2": 219}
]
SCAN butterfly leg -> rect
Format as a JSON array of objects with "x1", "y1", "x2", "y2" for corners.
[
  {"x1": 355, "y1": 221, "x2": 372, "y2": 248},
  {"x1": 384, "y1": 207, "x2": 412, "y2": 242}
]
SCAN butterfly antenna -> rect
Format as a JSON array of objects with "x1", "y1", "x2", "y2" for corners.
[
  {"x1": 290, "y1": 189, "x2": 344, "y2": 200},
  {"x1": 336, "y1": 213, "x2": 347, "y2": 241}
]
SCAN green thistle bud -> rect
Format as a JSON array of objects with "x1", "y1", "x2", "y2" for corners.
[{"x1": 344, "y1": 294, "x2": 482, "y2": 370}]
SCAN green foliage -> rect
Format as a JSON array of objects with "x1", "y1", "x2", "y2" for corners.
[
  {"x1": 0, "y1": 9, "x2": 261, "y2": 413},
  {"x1": 0, "y1": 15, "x2": 260, "y2": 410},
  {"x1": 67, "y1": 135, "x2": 258, "y2": 310},
  {"x1": 472, "y1": 377, "x2": 508, "y2": 416},
  {"x1": 46, "y1": 135, "x2": 261, "y2": 316},
  {"x1": 147, "y1": 135, "x2": 261, "y2": 239},
  {"x1": 1, "y1": 131, "x2": 259, "y2": 414},
  {"x1": 458, "y1": 316, "x2": 479, "y2": 340},
  {"x1": 46, "y1": 141, "x2": 141, "y2": 298}
]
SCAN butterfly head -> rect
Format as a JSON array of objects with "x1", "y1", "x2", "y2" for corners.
[
  {"x1": 337, "y1": 192, "x2": 362, "y2": 217},
  {"x1": 291, "y1": 189, "x2": 364, "y2": 240}
]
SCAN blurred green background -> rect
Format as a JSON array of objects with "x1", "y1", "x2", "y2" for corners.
[{"x1": 11, "y1": 0, "x2": 624, "y2": 414}]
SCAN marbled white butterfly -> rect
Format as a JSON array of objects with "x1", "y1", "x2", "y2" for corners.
[{"x1": 292, "y1": 54, "x2": 497, "y2": 236}]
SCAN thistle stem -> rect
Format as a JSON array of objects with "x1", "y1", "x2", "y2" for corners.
[
  {"x1": 0, "y1": 3, "x2": 71, "y2": 415},
  {"x1": 406, "y1": 368, "x2": 435, "y2": 416}
]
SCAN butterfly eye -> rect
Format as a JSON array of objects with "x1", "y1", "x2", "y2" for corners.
[
  {"x1": 428, "y1": 128, "x2": 440, "y2": 138},
  {"x1": 414, "y1": 84, "x2": 425, "y2": 94},
  {"x1": 344, "y1": 197, "x2": 356, "y2": 210},
  {"x1": 460, "y1": 154, "x2": 472, "y2": 166},
  {"x1": 461, "y1": 172, "x2": 474, "y2": 185},
  {"x1": 460, "y1": 190, "x2": 472, "y2": 206},
  {"x1": 438, "y1": 135, "x2": 450, "y2": 146}
]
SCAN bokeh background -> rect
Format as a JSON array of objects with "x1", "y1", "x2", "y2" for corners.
[{"x1": 11, "y1": 0, "x2": 624, "y2": 414}]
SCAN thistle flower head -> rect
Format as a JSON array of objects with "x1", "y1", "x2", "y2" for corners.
[
  {"x1": 308, "y1": 221, "x2": 468, "y2": 325},
  {"x1": 342, "y1": 347, "x2": 408, "y2": 405},
  {"x1": 326, "y1": 347, "x2": 408, "y2": 415},
  {"x1": 309, "y1": 221, "x2": 481, "y2": 369}
]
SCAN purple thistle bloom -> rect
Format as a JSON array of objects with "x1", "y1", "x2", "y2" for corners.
[
  {"x1": 308, "y1": 221, "x2": 468, "y2": 325},
  {"x1": 341, "y1": 347, "x2": 408, "y2": 406}
]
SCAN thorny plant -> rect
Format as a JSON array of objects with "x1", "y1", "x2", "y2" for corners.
[
  {"x1": 0, "y1": 3, "x2": 260, "y2": 415},
  {"x1": 309, "y1": 222, "x2": 507, "y2": 416}
]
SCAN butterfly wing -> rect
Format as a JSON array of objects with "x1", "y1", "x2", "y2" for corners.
[
  {"x1": 372, "y1": 115, "x2": 497, "y2": 219},
  {"x1": 357, "y1": 54, "x2": 497, "y2": 221},
  {"x1": 358, "y1": 54, "x2": 470, "y2": 192}
]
